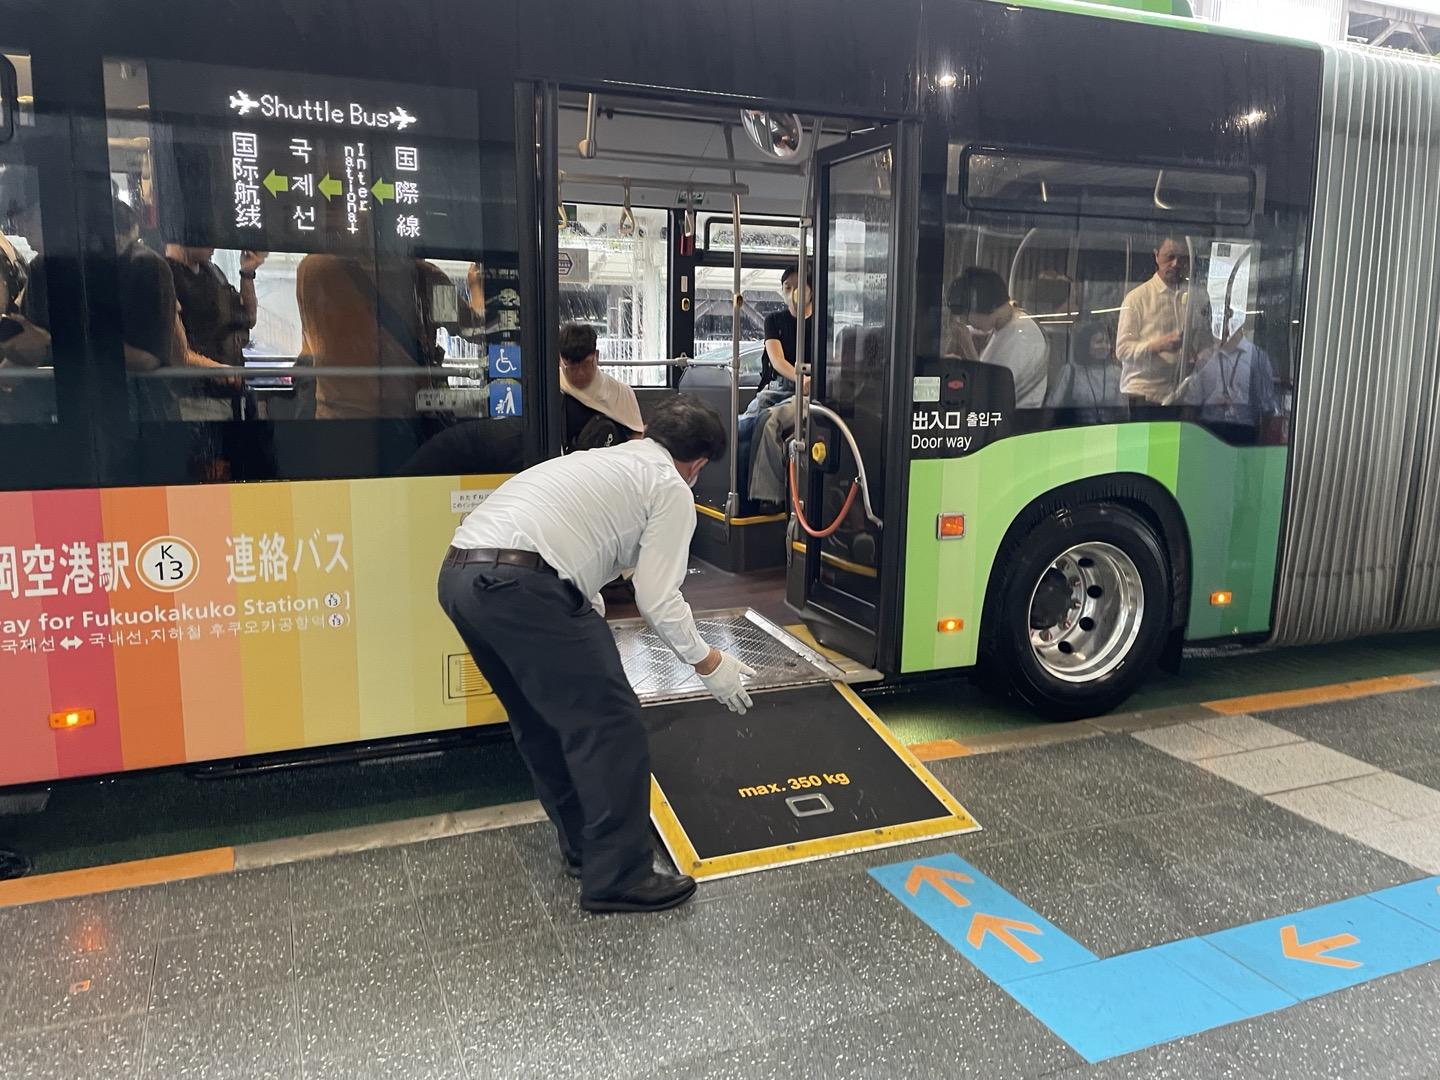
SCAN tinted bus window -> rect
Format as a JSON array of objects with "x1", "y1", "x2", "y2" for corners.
[
  {"x1": 0, "y1": 49, "x2": 55, "y2": 425},
  {"x1": 102, "y1": 57, "x2": 519, "y2": 428},
  {"x1": 941, "y1": 146, "x2": 1295, "y2": 445},
  {"x1": 962, "y1": 148, "x2": 1254, "y2": 227}
]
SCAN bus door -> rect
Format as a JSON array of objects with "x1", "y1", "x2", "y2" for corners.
[{"x1": 791, "y1": 127, "x2": 900, "y2": 665}]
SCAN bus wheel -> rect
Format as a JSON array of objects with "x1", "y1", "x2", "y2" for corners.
[{"x1": 983, "y1": 503, "x2": 1170, "y2": 720}]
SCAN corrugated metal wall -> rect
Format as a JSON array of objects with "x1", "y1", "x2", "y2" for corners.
[{"x1": 1273, "y1": 46, "x2": 1440, "y2": 644}]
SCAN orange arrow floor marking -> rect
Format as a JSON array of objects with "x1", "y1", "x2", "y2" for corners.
[
  {"x1": 967, "y1": 912, "x2": 1043, "y2": 963},
  {"x1": 1280, "y1": 924, "x2": 1362, "y2": 969},
  {"x1": 905, "y1": 864, "x2": 973, "y2": 907}
]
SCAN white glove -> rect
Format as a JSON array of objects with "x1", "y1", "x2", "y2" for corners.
[{"x1": 698, "y1": 651, "x2": 756, "y2": 714}]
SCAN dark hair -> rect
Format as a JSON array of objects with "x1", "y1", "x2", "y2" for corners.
[
  {"x1": 1154, "y1": 234, "x2": 1188, "y2": 253},
  {"x1": 1071, "y1": 317, "x2": 1114, "y2": 366},
  {"x1": 946, "y1": 267, "x2": 1009, "y2": 317},
  {"x1": 646, "y1": 394, "x2": 727, "y2": 463},
  {"x1": 558, "y1": 322, "x2": 598, "y2": 364},
  {"x1": 780, "y1": 266, "x2": 813, "y2": 288},
  {"x1": 113, "y1": 198, "x2": 139, "y2": 238}
]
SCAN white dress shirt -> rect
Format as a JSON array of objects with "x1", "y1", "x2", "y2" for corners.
[
  {"x1": 981, "y1": 312, "x2": 1049, "y2": 408},
  {"x1": 1116, "y1": 273, "x2": 1197, "y2": 402},
  {"x1": 451, "y1": 439, "x2": 710, "y2": 665}
]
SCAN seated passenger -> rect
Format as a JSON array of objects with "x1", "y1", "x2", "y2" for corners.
[
  {"x1": 559, "y1": 322, "x2": 643, "y2": 451},
  {"x1": 1046, "y1": 317, "x2": 1123, "y2": 415},
  {"x1": 743, "y1": 266, "x2": 812, "y2": 418},
  {"x1": 946, "y1": 267, "x2": 1048, "y2": 407},
  {"x1": 1116, "y1": 235, "x2": 1212, "y2": 405},
  {"x1": 1168, "y1": 306, "x2": 1279, "y2": 427}
]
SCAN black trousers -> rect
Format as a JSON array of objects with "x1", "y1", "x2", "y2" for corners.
[{"x1": 437, "y1": 562, "x2": 653, "y2": 897}]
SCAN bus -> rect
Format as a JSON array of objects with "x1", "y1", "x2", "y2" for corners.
[{"x1": 1, "y1": 0, "x2": 1436, "y2": 788}]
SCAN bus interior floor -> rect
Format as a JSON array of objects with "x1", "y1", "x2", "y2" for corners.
[
  {"x1": 604, "y1": 559, "x2": 791, "y2": 626},
  {"x1": 6, "y1": 686, "x2": 1440, "y2": 1078}
]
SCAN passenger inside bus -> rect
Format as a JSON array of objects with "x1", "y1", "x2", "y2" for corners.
[
  {"x1": 945, "y1": 266, "x2": 1049, "y2": 407},
  {"x1": 295, "y1": 254, "x2": 452, "y2": 420},
  {"x1": 165, "y1": 240, "x2": 263, "y2": 420},
  {"x1": 744, "y1": 267, "x2": 811, "y2": 418},
  {"x1": 1116, "y1": 235, "x2": 1213, "y2": 405},
  {"x1": 731, "y1": 269, "x2": 813, "y2": 507},
  {"x1": 0, "y1": 170, "x2": 55, "y2": 422},
  {"x1": 26, "y1": 200, "x2": 186, "y2": 422},
  {"x1": 558, "y1": 321, "x2": 644, "y2": 451},
  {"x1": 1170, "y1": 304, "x2": 1280, "y2": 427},
  {"x1": 1045, "y1": 316, "x2": 1124, "y2": 419}
]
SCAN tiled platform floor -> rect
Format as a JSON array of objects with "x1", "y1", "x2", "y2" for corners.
[{"x1": 5, "y1": 687, "x2": 1440, "y2": 1079}]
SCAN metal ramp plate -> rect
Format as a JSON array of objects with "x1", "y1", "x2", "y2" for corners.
[
  {"x1": 645, "y1": 683, "x2": 980, "y2": 880},
  {"x1": 612, "y1": 608, "x2": 846, "y2": 705}
]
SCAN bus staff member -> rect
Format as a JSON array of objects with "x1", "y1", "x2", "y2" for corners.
[{"x1": 437, "y1": 395, "x2": 754, "y2": 914}]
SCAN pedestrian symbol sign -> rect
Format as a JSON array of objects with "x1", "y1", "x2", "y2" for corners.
[{"x1": 489, "y1": 380, "x2": 521, "y2": 417}]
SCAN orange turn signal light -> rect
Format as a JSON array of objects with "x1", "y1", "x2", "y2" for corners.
[
  {"x1": 1210, "y1": 591, "x2": 1233, "y2": 607},
  {"x1": 936, "y1": 513, "x2": 966, "y2": 540},
  {"x1": 49, "y1": 708, "x2": 95, "y2": 731},
  {"x1": 937, "y1": 617, "x2": 964, "y2": 633}
]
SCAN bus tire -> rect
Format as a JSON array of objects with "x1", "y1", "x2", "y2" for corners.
[{"x1": 981, "y1": 502, "x2": 1170, "y2": 721}]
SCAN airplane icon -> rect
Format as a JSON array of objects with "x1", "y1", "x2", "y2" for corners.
[
  {"x1": 390, "y1": 106, "x2": 417, "y2": 131},
  {"x1": 229, "y1": 91, "x2": 259, "y2": 116}
]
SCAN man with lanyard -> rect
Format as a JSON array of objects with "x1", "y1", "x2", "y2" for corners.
[
  {"x1": 438, "y1": 395, "x2": 754, "y2": 913},
  {"x1": 1116, "y1": 236, "x2": 1211, "y2": 405},
  {"x1": 1170, "y1": 305, "x2": 1280, "y2": 427}
]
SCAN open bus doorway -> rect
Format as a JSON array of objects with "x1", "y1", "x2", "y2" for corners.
[{"x1": 543, "y1": 88, "x2": 900, "y2": 686}]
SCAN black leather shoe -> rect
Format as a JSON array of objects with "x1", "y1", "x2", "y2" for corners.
[{"x1": 581, "y1": 872, "x2": 697, "y2": 913}]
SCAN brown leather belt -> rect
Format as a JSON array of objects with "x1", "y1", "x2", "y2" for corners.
[{"x1": 444, "y1": 546, "x2": 557, "y2": 575}]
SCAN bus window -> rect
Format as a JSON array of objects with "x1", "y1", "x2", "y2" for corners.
[
  {"x1": 942, "y1": 150, "x2": 1296, "y2": 445},
  {"x1": 693, "y1": 265, "x2": 784, "y2": 387},
  {"x1": 558, "y1": 203, "x2": 668, "y2": 388},
  {"x1": 101, "y1": 57, "x2": 511, "y2": 429},
  {"x1": 0, "y1": 49, "x2": 55, "y2": 425}
]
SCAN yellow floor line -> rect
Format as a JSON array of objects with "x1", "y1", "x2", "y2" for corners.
[
  {"x1": 1203, "y1": 674, "x2": 1428, "y2": 716},
  {"x1": 0, "y1": 847, "x2": 234, "y2": 908},
  {"x1": 6, "y1": 670, "x2": 1432, "y2": 907},
  {"x1": 908, "y1": 738, "x2": 972, "y2": 762}
]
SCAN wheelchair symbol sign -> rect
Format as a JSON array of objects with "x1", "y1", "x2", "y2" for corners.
[{"x1": 488, "y1": 345, "x2": 521, "y2": 379}]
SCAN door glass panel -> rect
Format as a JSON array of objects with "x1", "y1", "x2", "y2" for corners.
[{"x1": 816, "y1": 146, "x2": 892, "y2": 607}]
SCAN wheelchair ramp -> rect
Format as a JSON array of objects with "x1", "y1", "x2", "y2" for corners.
[
  {"x1": 612, "y1": 608, "x2": 846, "y2": 704},
  {"x1": 643, "y1": 682, "x2": 980, "y2": 881}
]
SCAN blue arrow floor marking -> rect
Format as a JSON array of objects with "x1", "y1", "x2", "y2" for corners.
[{"x1": 872, "y1": 855, "x2": 1440, "y2": 1064}]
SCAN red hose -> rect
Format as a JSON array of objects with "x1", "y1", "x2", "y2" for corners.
[{"x1": 789, "y1": 458, "x2": 860, "y2": 539}]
